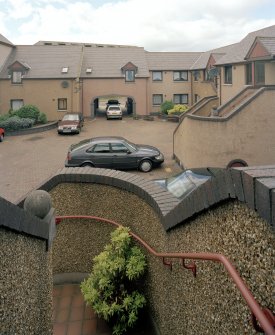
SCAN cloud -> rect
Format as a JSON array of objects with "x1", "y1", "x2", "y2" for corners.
[{"x1": 1, "y1": 0, "x2": 275, "y2": 51}]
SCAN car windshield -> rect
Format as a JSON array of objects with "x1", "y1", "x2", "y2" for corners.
[
  {"x1": 63, "y1": 114, "x2": 79, "y2": 121},
  {"x1": 160, "y1": 170, "x2": 211, "y2": 199},
  {"x1": 124, "y1": 140, "x2": 137, "y2": 151}
]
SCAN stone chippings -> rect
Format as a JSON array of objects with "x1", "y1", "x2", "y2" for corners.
[
  {"x1": 0, "y1": 229, "x2": 52, "y2": 335},
  {"x1": 50, "y1": 183, "x2": 275, "y2": 335}
]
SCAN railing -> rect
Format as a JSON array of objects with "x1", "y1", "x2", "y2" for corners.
[{"x1": 56, "y1": 215, "x2": 275, "y2": 335}]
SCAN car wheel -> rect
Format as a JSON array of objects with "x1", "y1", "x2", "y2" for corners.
[
  {"x1": 0, "y1": 134, "x2": 3, "y2": 142},
  {"x1": 139, "y1": 159, "x2": 152, "y2": 172},
  {"x1": 81, "y1": 163, "x2": 94, "y2": 167}
]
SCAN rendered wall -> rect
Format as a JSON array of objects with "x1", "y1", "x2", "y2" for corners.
[
  {"x1": 0, "y1": 228, "x2": 52, "y2": 335},
  {"x1": 147, "y1": 71, "x2": 192, "y2": 114},
  {"x1": 50, "y1": 182, "x2": 274, "y2": 335},
  {"x1": 220, "y1": 64, "x2": 246, "y2": 105},
  {"x1": 174, "y1": 89, "x2": 275, "y2": 168},
  {"x1": 0, "y1": 78, "x2": 79, "y2": 120},
  {"x1": 82, "y1": 77, "x2": 148, "y2": 117}
]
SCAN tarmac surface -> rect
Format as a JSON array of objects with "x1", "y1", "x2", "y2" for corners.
[{"x1": 0, "y1": 117, "x2": 182, "y2": 204}]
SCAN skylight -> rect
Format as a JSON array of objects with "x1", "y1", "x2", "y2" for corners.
[
  {"x1": 86, "y1": 68, "x2": 92, "y2": 73},
  {"x1": 61, "y1": 67, "x2": 69, "y2": 73}
]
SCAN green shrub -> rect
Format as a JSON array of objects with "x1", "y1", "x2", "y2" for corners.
[
  {"x1": 0, "y1": 114, "x2": 10, "y2": 122},
  {"x1": 0, "y1": 116, "x2": 34, "y2": 131},
  {"x1": 37, "y1": 112, "x2": 47, "y2": 124},
  {"x1": 167, "y1": 104, "x2": 189, "y2": 115},
  {"x1": 160, "y1": 100, "x2": 174, "y2": 114},
  {"x1": 14, "y1": 105, "x2": 40, "y2": 123},
  {"x1": 81, "y1": 226, "x2": 147, "y2": 335}
]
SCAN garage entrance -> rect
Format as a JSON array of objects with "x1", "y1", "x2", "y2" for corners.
[{"x1": 91, "y1": 95, "x2": 135, "y2": 118}]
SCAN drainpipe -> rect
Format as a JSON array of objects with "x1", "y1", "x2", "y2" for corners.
[{"x1": 252, "y1": 61, "x2": 255, "y2": 87}]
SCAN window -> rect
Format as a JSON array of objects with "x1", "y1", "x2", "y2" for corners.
[
  {"x1": 111, "y1": 143, "x2": 129, "y2": 153},
  {"x1": 204, "y1": 70, "x2": 210, "y2": 81},
  {"x1": 93, "y1": 143, "x2": 110, "y2": 153},
  {"x1": 173, "y1": 71, "x2": 188, "y2": 81},
  {"x1": 11, "y1": 99, "x2": 23, "y2": 110},
  {"x1": 12, "y1": 71, "x2": 22, "y2": 84},
  {"x1": 152, "y1": 71, "x2": 162, "y2": 81},
  {"x1": 58, "y1": 98, "x2": 67, "y2": 111},
  {"x1": 61, "y1": 67, "x2": 69, "y2": 73},
  {"x1": 193, "y1": 70, "x2": 200, "y2": 81},
  {"x1": 255, "y1": 61, "x2": 265, "y2": 84},
  {"x1": 224, "y1": 65, "x2": 232, "y2": 84},
  {"x1": 125, "y1": 70, "x2": 135, "y2": 82},
  {"x1": 245, "y1": 63, "x2": 252, "y2": 85},
  {"x1": 152, "y1": 94, "x2": 163, "y2": 105},
  {"x1": 194, "y1": 94, "x2": 200, "y2": 103},
  {"x1": 173, "y1": 94, "x2": 188, "y2": 104}
]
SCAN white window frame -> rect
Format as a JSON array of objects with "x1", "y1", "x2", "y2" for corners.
[
  {"x1": 11, "y1": 99, "x2": 24, "y2": 110},
  {"x1": 173, "y1": 71, "x2": 188, "y2": 81},
  {"x1": 125, "y1": 70, "x2": 135, "y2": 82},
  {"x1": 173, "y1": 94, "x2": 188, "y2": 104},
  {"x1": 12, "y1": 71, "x2": 22, "y2": 84},
  {"x1": 152, "y1": 94, "x2": 163, "y2": 105},
  {"x1": 152, "y1": 71, "x2": 163, "y2": 81}
]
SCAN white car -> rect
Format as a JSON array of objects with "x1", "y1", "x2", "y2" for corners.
[{"x1": 106, "y1": 105, "x2": 122, "y2": 120}]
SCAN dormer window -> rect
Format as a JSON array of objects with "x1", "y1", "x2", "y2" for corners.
[
  {"x1": 12, "y1": 71, "x2": 22, "y2": 84},
  {"x1": 125, "y1": 70, "x2": 135, "y2": 82},
  {"x1": 121, "y1": 62, "x2": 138, "y2": 82},
  {"x1": 8, "y1": 61, "x2": 30, "y2": 84}
]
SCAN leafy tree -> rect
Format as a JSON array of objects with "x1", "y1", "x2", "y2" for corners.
[{"x1": 161, "y1": 100, "x2": 174, "y2": 114}]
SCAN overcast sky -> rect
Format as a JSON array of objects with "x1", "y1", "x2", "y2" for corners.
[{"x1": 1, "y1": 0, "x2": 275, "y2": 51}]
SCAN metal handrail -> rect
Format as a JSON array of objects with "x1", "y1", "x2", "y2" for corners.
[{"x1": 55, "y1": 215, "x2": 275, "y2": 335}]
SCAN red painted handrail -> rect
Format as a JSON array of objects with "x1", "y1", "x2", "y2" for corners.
[{"x1": 55, "y1": 215, "x2": 275, "y2": 335}]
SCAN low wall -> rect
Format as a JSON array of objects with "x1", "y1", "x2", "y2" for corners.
[
  {"x1": 5, "y1": 121, "x2": 58, "y2": 136},
  {"x1": 50, "y1": 182, "x2": 275, "y2": 335},
  {"x1": 173, "y1": 88, "x2": 275, "y2": 168}
]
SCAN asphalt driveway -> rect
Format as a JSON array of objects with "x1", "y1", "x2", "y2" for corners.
[{"x1": 0, "y1": 117, "x2": 182, "y2": 203}]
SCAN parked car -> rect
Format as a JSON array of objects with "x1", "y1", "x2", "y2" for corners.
[
  {"x1": 154, "y1": 169, "x2": 212, "y2": 199},
  {"x1": 106, "y1": 105, "x2": 122, "y2": 120},
  {"x1": 58, "y1": 113, "x2": 84, "y2": 134},
  {"x1": 106, "y1": 99, "x2": 120, "y2": 110},
  {"x1": 0, "y1": 128, "x2": 4, "y2": 142},
  {"x1": 65, "y1": 136, "x2": 164, "y2": 172}
]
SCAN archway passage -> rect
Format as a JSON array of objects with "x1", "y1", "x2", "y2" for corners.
[{"x1": 93, "y1": 95, "x2": 134, "y2": 117}]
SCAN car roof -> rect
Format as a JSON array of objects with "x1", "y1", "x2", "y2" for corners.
[{"x1": 90, "y1": 136, "x2": 127, "y2": 143}]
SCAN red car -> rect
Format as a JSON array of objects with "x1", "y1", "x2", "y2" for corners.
[{"x1": 0, "y1": 128, "x2": 4, "y2": 142}]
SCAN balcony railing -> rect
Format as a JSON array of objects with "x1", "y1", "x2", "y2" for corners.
[{"x1": 56, "y1": 215, "x2": 275, "y2": 335}]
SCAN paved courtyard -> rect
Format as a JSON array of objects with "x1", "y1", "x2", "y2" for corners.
[{"x1": 0, "y1": 117, "x2": 182, "y2": 203}]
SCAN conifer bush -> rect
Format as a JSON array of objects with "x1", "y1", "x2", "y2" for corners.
[{"x1": 81, "y1": 226, "x2": 147, "y2": 335}]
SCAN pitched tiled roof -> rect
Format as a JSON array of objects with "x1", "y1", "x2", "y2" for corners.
[
  {"x1": 81, "y1": 46, "x2": 149, "y2": 78},
  {"x1": 146, "y1": 52, "x2": 202, "y2": 70},
  {"x1": 0, "y1": 34, "x2": 13, "y2": 46},
  {"x1": 215, "y1": 25, "x2": 275, "y2": 65},
  {"x1": 190, "y1": 44, "x2": 237, "y2": 70},
  {"x1": 0, "y1": 45, "x2": 83, "y2": 79},
  {"x1": 259, "y1": 36, "x2": 275, "y2": 55}
]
